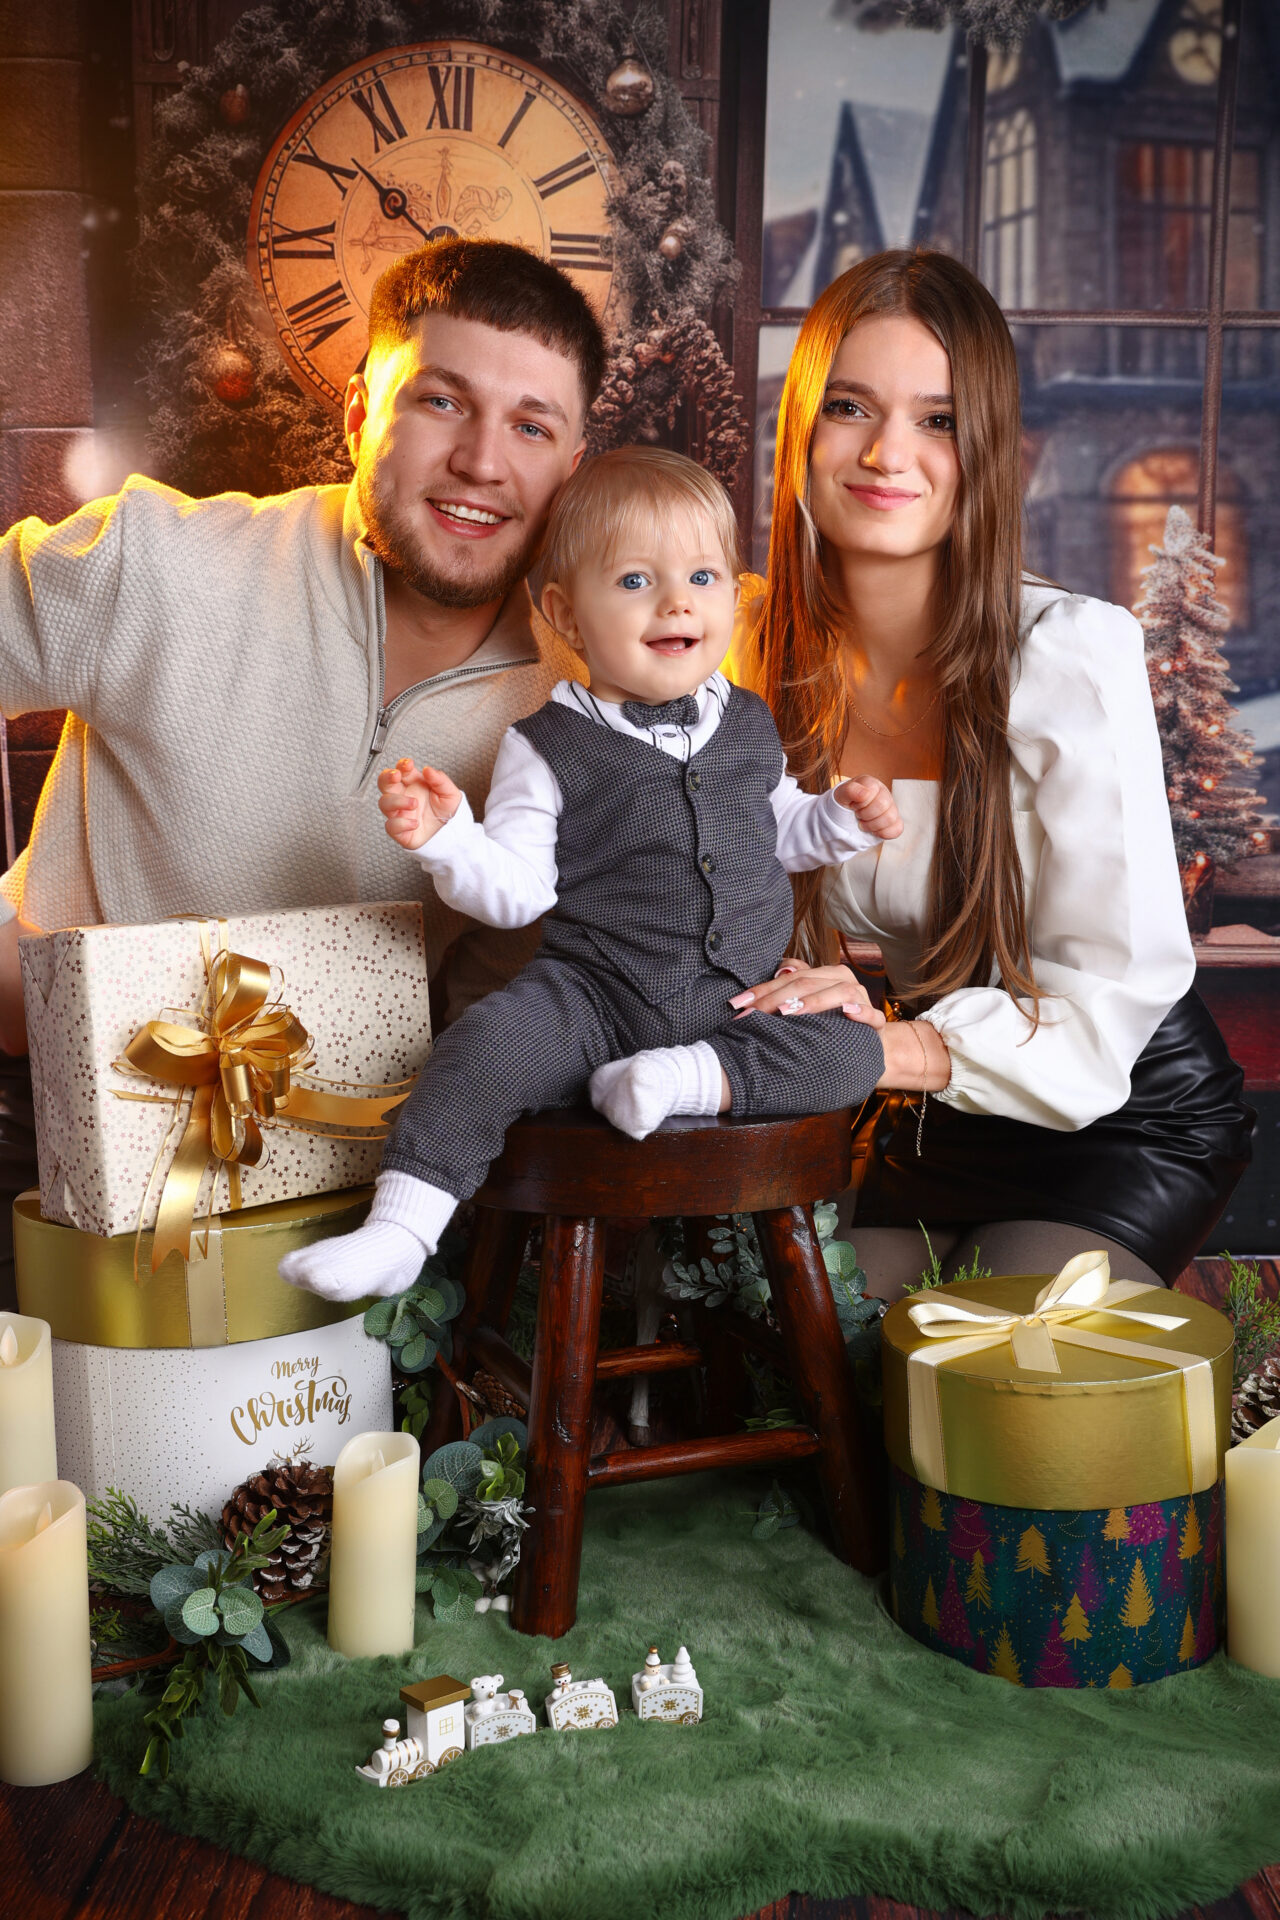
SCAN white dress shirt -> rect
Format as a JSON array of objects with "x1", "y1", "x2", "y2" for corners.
[
  {"x1": 414, "y1": 671, "x2": 879, "y2": 929},
  {"x1": 824, "y1": 586, "x2": 1196, "y2": 1132}
]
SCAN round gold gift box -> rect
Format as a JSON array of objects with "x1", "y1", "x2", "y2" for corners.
[
  {"x1": 881, "y1": 1272, "x2": 1234, "y2": 1511},
  {"x1": 13, "y1": 1187, "x2": 373, "y2": 1349}
]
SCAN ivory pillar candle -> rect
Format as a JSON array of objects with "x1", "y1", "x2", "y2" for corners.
[
  {"x1": 0, "y1": 1481, "x2": 92, "y2": 1785},
  {"x1": 1225, "y1": 1414, "x2": 1280, "y2": 1677},
  {"x1": 327, "y1": 1431, "x2": 420, "y2": 1658},
  {"x1": 0, "y1": 1312, "x2": 57, "y2": 1498}
]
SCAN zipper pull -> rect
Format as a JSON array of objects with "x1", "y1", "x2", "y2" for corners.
[{"x1": 369, "y1": 710, "x2": 390, "y2": 757}]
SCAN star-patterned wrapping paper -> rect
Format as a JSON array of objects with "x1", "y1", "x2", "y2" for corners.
[
  {"x1": 888, "y1": 1463, "x2": 1223, "y2": 1688},
  {"x1": 20, "y1": 906, "x2": 432, "y2": 1239}
]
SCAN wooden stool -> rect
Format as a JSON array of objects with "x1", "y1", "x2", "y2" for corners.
[{"x1": 432, "y1": 1106, "x2": 884, "y2": 1639}]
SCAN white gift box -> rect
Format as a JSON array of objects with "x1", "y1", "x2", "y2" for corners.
[
  {"x1": 52, "y1": 1313, "x2": 392, "y2": 1517},
  {"x1": 20, "y1": 904, "x2": 431, "y2": 1239}
]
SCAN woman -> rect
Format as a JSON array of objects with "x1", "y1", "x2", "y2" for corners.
[{"x1": 733, "y1": 249, "x2": 1251, "y2": 1297}]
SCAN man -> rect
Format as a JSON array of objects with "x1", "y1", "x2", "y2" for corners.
[
  {"x1": 0, "y1": 238, "x2": 604, "y2": 1037},
  {"x1": 0, "y1": 239, "x2": 604, "y2": 1297}
]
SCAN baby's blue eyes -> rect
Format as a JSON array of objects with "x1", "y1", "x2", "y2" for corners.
[{"x1": 617, "y1": 570, "x2": 718, "y2": 590}]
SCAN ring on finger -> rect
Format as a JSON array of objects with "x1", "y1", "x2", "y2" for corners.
[{"x1": 779, "y1": 995, "x2": 804, "y2": 1014}]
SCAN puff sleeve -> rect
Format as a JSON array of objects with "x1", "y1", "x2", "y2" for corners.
[{"x1": 916, "y1": 595, "x2": 1195, "y2": 1130}]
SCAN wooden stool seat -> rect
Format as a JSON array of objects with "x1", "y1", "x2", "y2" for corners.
[{"x1": 432, "y1": 1105, "x2": 884, "y2": 1639}]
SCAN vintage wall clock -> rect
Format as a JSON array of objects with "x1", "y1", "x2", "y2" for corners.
[{"x1": 248, "y1": 41, "x2": 618, "y2": 410}]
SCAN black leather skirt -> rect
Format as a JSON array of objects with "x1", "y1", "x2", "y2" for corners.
[{"x1": 849, "y1": 990, "x2": 1254, "y2": 1281}]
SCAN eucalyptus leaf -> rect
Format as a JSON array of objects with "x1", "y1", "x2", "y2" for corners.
[
  {"x1": 421, "y1": 1476, "x2": 458, "y2": 1520},
  {"x1": 217, "y1": 1584, "x2": 263, "y2": 1637},
  {"x1": 398, "y1": 1332, "x2": 429, "y2": 1371},
  {"x1": 363, "y1": 1298, "x2": 396, "y2": 1339},
  {"x1": 432, "y1": 1592, "x2": 471, "y2": 1624},
  {"x1": 179, "y1": 1587, "x2": 220, "y2": 1637},
  {"x1": 423, "y1": 1440, "x2": 484, "y2": 1497},
  {"x1": 193, "y1": 1547, "x2": 232, "y2": 1580},
  {"x1": 431, "y1": 1570, "x2": 461, "y2": 1608},
  {"x1": 415, "y1": 1286, "x2": 446, "y2": 1322},
  {"x1": 468, "y1": 1416, "x2": 529, "y2": 1454},
  {"x1": 240, "y1": 1619, "x2": 273, "y2": 1663},
  {"x1": 416, "y1": 1515, "x2": 446, "y2": 1551},
  {"x1": 163, "y1": 1600, "x2": 202, "y2": 1646},
  {"x1": 752, "y1": 1514, "x2": 781, "y2": 1539},
  {"x1": 149, "y1": 1562, "x2": 205, "y2": 1613}
]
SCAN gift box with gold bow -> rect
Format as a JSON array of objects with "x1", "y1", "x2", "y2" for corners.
[
  {"x1": 880, "y1": 1254, "x2": 1234, "y2": 1686},
  {"x1": 20, "y1": 906, "x2": 431, "y2": 1258}
]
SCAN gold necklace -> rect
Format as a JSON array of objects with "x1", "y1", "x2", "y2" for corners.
[{"x1": 848, "y1": 685, "x2": 942, "y2": 738}]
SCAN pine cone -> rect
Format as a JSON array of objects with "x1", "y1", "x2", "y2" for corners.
[
  {"x1": 472, "y1": 1369, "x2": 527, "y2": 1419},
  {"x1": 221, "y1": 1461, "x2": 333, "y2": 1605},
  {"x1": 1232, "y1": 1354, "x2": 1280, "y2": 1444}
]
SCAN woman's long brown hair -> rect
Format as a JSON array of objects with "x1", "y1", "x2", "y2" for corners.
[{"x1": 756, "y1": 248, "x2": 1041, "y2": 1016}]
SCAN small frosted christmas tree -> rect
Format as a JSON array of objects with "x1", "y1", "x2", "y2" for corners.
[{"x1": 1136, "y1": 504, "x2": 1266, "y2": 899}]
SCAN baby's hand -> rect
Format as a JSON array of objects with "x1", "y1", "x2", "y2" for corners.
[
  {"x1": 377, "y1": 757, "x2": 462, "y2": 850},
  {"x1": 835, "y1": 775, "x2": 903, "y2": 841}
]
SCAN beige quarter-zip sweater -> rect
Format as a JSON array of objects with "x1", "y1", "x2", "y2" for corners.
[{"x1": 0, "y1": 474, "x2": 583, "y2": 1018}]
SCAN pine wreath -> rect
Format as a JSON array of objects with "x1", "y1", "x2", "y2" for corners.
[{"x1": 136, "y1": 0, "x2": 745, "y2": 496}]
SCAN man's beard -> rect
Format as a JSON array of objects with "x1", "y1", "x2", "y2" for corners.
[{"x1": 357, "y1": 462, "x2": 539, "y2": 611}]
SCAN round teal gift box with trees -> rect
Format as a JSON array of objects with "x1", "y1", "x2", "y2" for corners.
[{"x1": 880, "y1": 1255, "x2": 1234, "y2": 1687}]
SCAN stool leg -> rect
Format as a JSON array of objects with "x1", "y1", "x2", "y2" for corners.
[
  {"x1": 512, "y1": 1214, "x2": 605, "y2": 1639},
  {"x1": 418, "y1": 1206, "x2": 531, "y2": 1459},
  {"x1": 754, "y1": 1204, "x2": 886, "y2": 1576}
]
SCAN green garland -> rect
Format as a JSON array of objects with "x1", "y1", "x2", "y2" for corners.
[{"x1": 137, "y1": 0, "x2": 745, "y2": 494}]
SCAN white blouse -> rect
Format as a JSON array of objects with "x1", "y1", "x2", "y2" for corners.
[{"x1": 823, "y1": 583, "x2": 1196, "y2": 1132}]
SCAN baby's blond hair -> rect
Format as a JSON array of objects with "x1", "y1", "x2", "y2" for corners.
[{"x1": 538, "y1": 445, "x2": 741, "y2": 588}]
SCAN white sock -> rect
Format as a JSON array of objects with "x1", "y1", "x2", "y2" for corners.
[
  {"x1": 589, "y1": 1041, "x2": 725, "y2": 1141},
  {"x1": 277, "y1": 1171, "x2": 458, "y2": 1302}
]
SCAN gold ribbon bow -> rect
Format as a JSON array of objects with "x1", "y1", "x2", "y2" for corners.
[
  {"x1": 905, "y1": 1250, "x2": 1219, "y2": 1497},
  {"x1": 115, "y1": 920, "x2": 411, "y2": 1273}
]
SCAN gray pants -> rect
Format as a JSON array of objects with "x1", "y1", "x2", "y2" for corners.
[{"x1": 382, "y1": 953, "x2": 883, "y2": 1200}]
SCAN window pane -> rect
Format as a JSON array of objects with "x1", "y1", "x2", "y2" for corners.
[
  {"x1": 752, "y1": 326, "x2": 800, "y2": 574},
  {"x1": 1216, "y1": 395, "x2": 1278, "y2": 820},
  {"x1": 760, "y1": 2, "x2": 967, "y2": 310},
  {"x1": 1015, "y1": 323, "x2": 1205, "y2": 599},
  {"x1": 984, "y1": 2, "x2": 1228, "y2": 313}
]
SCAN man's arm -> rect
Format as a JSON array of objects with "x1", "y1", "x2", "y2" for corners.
[
  {"x1": 0, "y1": 485, "x2": 138, "y2": 723},
  {"x1": 0, "y1": 911, "x2": 39, "y2": 1057}
]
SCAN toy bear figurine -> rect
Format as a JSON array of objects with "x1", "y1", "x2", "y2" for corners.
[{"x1": 464, "y1": 1673, "x2": 537, "y2": 1749}]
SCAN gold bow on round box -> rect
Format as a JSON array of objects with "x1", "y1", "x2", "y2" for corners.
[
  {"x1": 881, "y1": 1252, "x2": 1234, "y2": 1511},
  {"x1": 113, "y1": 921, "x2": 412, "y2": 1274}
]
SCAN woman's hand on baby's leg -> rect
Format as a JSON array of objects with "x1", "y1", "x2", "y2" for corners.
[
  {"x1": 728, "y1": 961, "x2": 887, "y2": 1026},
  {"x1": 834, "y1": 774, "x2": 903, "y2": 839},
  {"x1": 377, "y1": 757, "x2": 462, "y2": 849}
]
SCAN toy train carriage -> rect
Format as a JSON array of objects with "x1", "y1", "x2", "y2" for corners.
[
  {"x1": 399, "y1": 1675, "x2": 471, "y2": 1768},
  {"x1": 544, "y1": 1663, "x2": 619, "y2": 1731}
]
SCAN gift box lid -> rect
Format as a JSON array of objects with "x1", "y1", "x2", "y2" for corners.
[
  {"x1": 13, "y1": 1187, "x2": 374, "y2": 1349},
  {"x1": 881, "y1": 1263, "x2": 1233, "y2": 1511}
]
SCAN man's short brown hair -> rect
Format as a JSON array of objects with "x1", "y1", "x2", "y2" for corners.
[{"x1": 367, "y1": 239, "x2": 607, "y2": 411}]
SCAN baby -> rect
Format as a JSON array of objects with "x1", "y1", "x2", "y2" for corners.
[{"x1": 281, "y1": 447, "x2": 899, "y2": 1303}]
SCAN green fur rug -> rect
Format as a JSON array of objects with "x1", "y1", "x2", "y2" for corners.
[{"x1": 92, "y1": 1473, "x2": 1280, "y2": 1920}]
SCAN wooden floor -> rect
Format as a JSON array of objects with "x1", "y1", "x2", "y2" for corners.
[{"x1": 6, "y1": 1256, "x2": 1276, "y2": 1920}]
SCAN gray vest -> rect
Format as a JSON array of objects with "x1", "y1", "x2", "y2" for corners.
[{"x1": 514, "y1": 686, "x2": 795, "y2": 1006}]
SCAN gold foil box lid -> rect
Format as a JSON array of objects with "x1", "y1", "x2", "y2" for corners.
[{"x1": 400, "y1": 1675, "x2": 471, "y2": 1712}]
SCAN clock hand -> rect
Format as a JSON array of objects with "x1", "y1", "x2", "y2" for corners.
[{"x1": 349, "y1": 157, "x2": 430, "y2": 241}]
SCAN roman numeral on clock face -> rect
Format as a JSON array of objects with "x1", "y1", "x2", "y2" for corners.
[
  {"x1": 550, "y1": 232, "x2": 609, "y2": 270},
  {"x1": 425, "y1": 64, "x2": 475, "y2": 132},
  {"x1": 286, "y1": 280, "x2": 352, "y2": 351},
  {"x1": 497, "y1": 89, "x2": 536, "y2": 149},
  {"x1": 269, "y1": 219, "x2": 336, "y2": 261},
  {"x1": 293, "y1": 139, "x2": 359, "y2": 197},
  {"x1": 534, "y1": 151, "x2": 596, "y2": 199},
  {"x1": 350, "y1": 78, "x2": 408, "y2": 152}
]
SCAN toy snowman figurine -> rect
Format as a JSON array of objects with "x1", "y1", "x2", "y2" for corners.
[
  {"x1": 464, "y1": 1673, "x2": 537, "y2": 1749},
  {"x1": 544, "y1": 1660, "x2": 619, "y2": 1731},
  {"x1": 631, "y1": 1644, "x2": 703, "y2": 1724}
]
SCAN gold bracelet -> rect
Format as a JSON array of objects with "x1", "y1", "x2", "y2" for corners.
[{"x1": 911, "y1": 1023, "x2": 930, "y2": 1158}]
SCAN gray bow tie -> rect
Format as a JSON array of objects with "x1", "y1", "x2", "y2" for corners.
[{"x1": 622, "y1": 693, "x2": 700, "y2": 729}]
